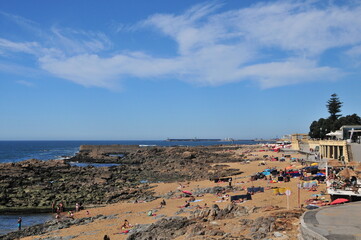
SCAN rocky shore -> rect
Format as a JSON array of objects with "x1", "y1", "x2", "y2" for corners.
[
  {"x1": 1, "y1": 144, "x2": 320, "y2": 240},
  {"x1": 4, "y1": 203, "x2": 303, "y2": 240},
  {"x1": 127, "y1": 204, "x2": 303, "y2": 240},
  {"x1": 0, "y1": 158, "x2": 154, "y2": 212},
  {"x1": 0, "y1": 145, "x2": 247, "y2": 211}
]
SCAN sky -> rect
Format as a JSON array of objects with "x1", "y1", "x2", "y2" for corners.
[{"x1": 1, "y1": 0, "x2": 361, "y2": 140}]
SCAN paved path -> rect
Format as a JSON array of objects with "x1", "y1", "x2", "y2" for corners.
[{"x1": 303, "y1": 201, "x2": 361, "y2": 240}]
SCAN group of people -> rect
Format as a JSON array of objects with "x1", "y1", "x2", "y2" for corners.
[
  {"x1": 329, "y1": 169, "x2": 359, "y2": 192},
  {"x1": 53, "y1": 201, "x2": 86, "y2": 221},
  {"x1": 52, "y1": 201, "x2": 83, "y2": 213},
  {"x1": 16, "y1": 201, "x2": 85, "y2": 231},
  {"x1": 52, "y1": 201, "x2": 64, "y2": 213}
]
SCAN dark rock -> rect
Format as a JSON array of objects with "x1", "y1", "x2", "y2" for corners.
[
  {"x1": 191, "y1": 203, "x2": 248, "y2": 220},
  {"x1": 206, "y1": 229, "x2": 225, "y2": 236},
  {"x1": 182, "y1": 151, "x2": 196, "y2": 159},
  {"x1": 126, "y1": 216, "x2": 195, "y2": 240}
]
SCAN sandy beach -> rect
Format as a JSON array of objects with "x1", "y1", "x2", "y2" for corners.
[{"x1": 19, "y1": 145, "x2": 328, "y2": 240}]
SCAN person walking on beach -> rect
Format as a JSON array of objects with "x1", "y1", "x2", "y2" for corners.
[
  {"x1": 52, "y1": 201, "x2": 56, "y2": 213},
  {"x1": 75, "y1": 202, "x2": 79, "y2": 212},
  {"x1": 17, "y1": 217, "x2": 22, "y2": 230}
]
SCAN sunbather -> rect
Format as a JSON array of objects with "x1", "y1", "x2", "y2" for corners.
[{"x1": 121, "y1": 219, "x2": 132, "y2": 229}]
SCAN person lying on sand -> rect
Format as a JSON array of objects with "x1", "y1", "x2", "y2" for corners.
[
  {"x1": 178, "y1": 200, "x2": 191, "y2": 208},
  {"x1": 232, "y1": 199, "x2": 244, "y2": 204},
  {"x1": 68, "y1": 211, "x2": 74, "y2": 219},
  {"x1": 215, "y1": 197, "x2": 226, "y2": 203}
]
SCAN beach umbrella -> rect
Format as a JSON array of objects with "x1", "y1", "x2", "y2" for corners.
[
  {"x1": 347, "y1": 161, "x2": 361, "y2": 167},
  {"x1": 316, "y1": 172, "x2": 325, "y2": 176},
  {"x1": 330, "y1": 198, "x2": 349, "y2": 205},
  {"x1": 328, "y1": 160, "x2": 345, "y2": 167},
  {"x1": 311, "y1": 163, "x2": 318, "y2": 166},
  {"x1": 338, "y1": 168, "x2": 357, "y2": 179},
  {"x1": 182, "y1": 190, "x2": 192, "y2": 195},
  {"x1": 355, "y1": 165, "x2": 361, "y2": 172}
]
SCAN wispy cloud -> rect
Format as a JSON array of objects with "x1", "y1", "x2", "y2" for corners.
[
  {"x1": 0, "y1": 11, "x2": 44, "y2": 37},
  {"x1": 49, "y1": 27, "x2": 112, "y2": 55},
  {"x1": 16, "y1": 80, "x2": 34, "y2": 87},
  {"x1": 1, "y1": 1, "x2": 361, "y2": 89},
  {"x1": 0, "y1": 38, "x2": 39, "y2": 55}
]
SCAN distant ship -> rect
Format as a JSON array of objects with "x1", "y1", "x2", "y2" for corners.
[{"x1": 165, "y1": 138, "x2": 221, "y2": 142}]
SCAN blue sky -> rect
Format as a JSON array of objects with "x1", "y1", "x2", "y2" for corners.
[{"x1": 1, "y1": 0, "x2": 361, "y2": 140}]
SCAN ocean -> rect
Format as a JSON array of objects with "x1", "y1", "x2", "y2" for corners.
[
  {"x1": 0, "y1": 139, "x2": 258, "y2": 235},
  {"x1": 0, "y1": 140, "x2": 258, "y2": 164}
]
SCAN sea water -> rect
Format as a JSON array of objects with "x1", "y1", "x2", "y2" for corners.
[
  {"x1": 0, "y1": 139, "x2": 258, "y2": 235},
  {"x1": 0, "y1": 140, "x2": 258, "y2": 164},
  {"x1": 0, "y1": 214, "x2": 53, "y2": 236}
]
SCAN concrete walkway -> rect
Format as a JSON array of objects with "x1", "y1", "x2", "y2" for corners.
[{"x1": 302, "y1": 201, "x2": 361, "y2": 240}]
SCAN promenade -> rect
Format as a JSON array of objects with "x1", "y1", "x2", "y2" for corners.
[{"x1": 302, "y1": 201, "x2": 361, "y2": 240}]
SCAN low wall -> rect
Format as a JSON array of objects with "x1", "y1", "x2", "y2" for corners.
[{"x1": 298, "y1": 211, "x2": 327, "y2": 240}]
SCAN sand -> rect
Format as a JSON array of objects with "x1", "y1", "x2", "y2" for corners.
[{"x1": 21, "y1": 145, "x2": 328, "y2": 240}]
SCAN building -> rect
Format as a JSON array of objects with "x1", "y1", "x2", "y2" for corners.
[{"x1": 291, "y1": 125, "x2": 361, "y2": 163}]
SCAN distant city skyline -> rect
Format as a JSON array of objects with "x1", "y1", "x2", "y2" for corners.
[{"x1": 1, "y1": 0, "x2": 361, "y2": 140}]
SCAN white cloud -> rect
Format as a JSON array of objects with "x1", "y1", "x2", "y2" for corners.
[
  {"x1": 2, "y1": 1, "x2": 361, "y2": 89},
  {"x1": 38, "y1": 53, "x2": 181, "y2": 88},
  {"x1": 239, "y1": 59, "x2": 343, "y2": 88},
  {"x1": 0, "y1": 38, "x2": 39, "y2": 55}
]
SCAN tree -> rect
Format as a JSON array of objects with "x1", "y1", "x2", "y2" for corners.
[
  {"x1": 309, "y1": 94, "x2": 361, "y2": 139},
  {"x1": 327, "y1": 93, "x2": 342, "y2": 121},
  {"x1": 335, "y1": 114, "x2": 361, "y2": 129},
  {"x1": 309, "y1": 118, "x2": 332, "y2": 139}
]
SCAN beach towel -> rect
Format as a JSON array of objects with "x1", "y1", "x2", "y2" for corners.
[
  {"x1": 302, "y1": 181, "x2": 317, "y2": 188},
  {"x1": 230, "y1": 193, "x2": 252, "y2": 201},
  {"x1": 213, "y1": 177, "x2": 232, "y2": 183},
  {"x1": 273, "y1": 188, "x2": 286, "y2": 195},
  {"x1": 182, "y1": 190, "x2": 192, "y2": 195},
  {"x1": 247, "y1": 187, "x2": 264, "y2": 193}
]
